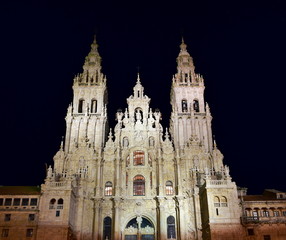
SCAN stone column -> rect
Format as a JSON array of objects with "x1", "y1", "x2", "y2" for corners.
[
  {"x1": 157, "y1": 197, "x2": 167, "y2": 240},
  {"x1": 175, "y1": 150, "x2": 182, "y2": 195},
  {"x1": 113, "y1": 198, "x2": 121, "y2": 240},
  {"x1": 64, "y1": 118, "x2": 72, "y2": 152},
  {"x1": 115, "y1": 153, "x2": 120, "y2": 196},
  {"x1": 193, "y1": 187, "x2": 203, "y2": 240},
  {"x1": 175, "y1": 197, "x2": 187, "y2": 240},
  {"x1": 158, "y1": 150, "x2": 164, "y2": 196},
  {"x1": 93, "y1": 199, "x2": 101, "y2": 240}
]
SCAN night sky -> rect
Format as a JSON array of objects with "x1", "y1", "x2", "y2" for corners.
[{"x1": 1, "y1": 1, "x2": 285, "y2": 194}]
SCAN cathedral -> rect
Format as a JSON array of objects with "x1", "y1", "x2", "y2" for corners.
[{"x1": 0, "y1": 37, "x2": 286, "y2": 240}]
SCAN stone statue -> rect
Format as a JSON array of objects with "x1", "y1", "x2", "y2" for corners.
[
  {"x1": 47, "y1": 165, "x2": 53, "y2": 178},
  {"x1": 136, "y1": 109, "x2": 142, "y2": 121}
]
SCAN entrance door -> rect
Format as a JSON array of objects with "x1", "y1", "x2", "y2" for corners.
[{"x1": 124, "y1": 217, "x2": 155, "y2": 240}]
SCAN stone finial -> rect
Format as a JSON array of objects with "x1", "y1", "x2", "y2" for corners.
[
  {"x1": 213, "y1": 136, "x2": 217, "y2": 149},
  {"x1": 180, "y1": 37, "x2": 187, "y2": 52},
  {"x1": 164, "y1": 128, "x2": 170, "y2": 140},
  {"x1": 137, "y1": 72, "x2": 141, "y2": 84},
  {"x1": 206, "y1": 102, "x2": 211, "y2": 116},
  {"x1": 108, "y1": 128, "x2": 113, "y2": 140},
  {"x1": 60, "y1": 137, "x2": 64, "y2": 151},
  {"x1": 91, "y1": 35, "x2": 98, "y2": 51}
]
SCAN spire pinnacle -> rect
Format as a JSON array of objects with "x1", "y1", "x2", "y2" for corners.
[
  {"x1": 91, "y1": 35, "x2": 98, "y2": 51},
  {"x1": 213, "y1": 135, "x2": 217, "y2": 149},
  {"x1": 60, "y1": 136, "x2": 64, "y2": 151},
  {"x1": 137, "y1": 72, "x2": 141, "y2": 84},
  {"x1": 108, "y1": 128, "x2": 113, "y2": 140},
  {"x1": 180, "y1": 38, "x2": 187, "y2": 52}
]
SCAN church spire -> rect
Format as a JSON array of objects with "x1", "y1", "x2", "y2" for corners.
[
  {"x1": 65, "y1": 37, "x2": 108, "y2": 153},
  {"x1": 73, "y1": 35, "x2": 105, "y2": 85},
  {"x1": 83, "y1": 35, "x2": 101, "y2": 72},
  {"x1": 174, "y1": 39, "x2": 199, "y2": 85}
]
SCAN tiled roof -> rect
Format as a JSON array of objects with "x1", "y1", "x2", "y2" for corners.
[{"x1": 0, "y1": 186, "x2": 41, "y2": 195}]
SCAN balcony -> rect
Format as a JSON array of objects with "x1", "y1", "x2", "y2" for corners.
[{"x1": 241, "y1": 216, "x2": 286, "y2": 224}]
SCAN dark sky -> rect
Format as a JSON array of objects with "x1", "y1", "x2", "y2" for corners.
[{"x1": 0, "y1": 0, "x2": 285, "y2": 194}]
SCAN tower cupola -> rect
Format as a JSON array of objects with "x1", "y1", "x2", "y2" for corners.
[{"x1": 133, "y1": 73, "x2": 144, "y2": 98}]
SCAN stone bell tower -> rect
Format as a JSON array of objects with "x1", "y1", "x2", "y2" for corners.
[
  {"x1": 64, "y1": 36, "x2": 108, "y2": 156},
  {"x1": 170, "y1": 39, "x2": 213, "y2": 152},
  {"x1": 37, "y1": 37, "x2": 109, "y2": 240}
]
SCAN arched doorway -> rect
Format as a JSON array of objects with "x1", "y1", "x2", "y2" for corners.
[{"x1": 124, "y1": 216, "x2": 155, "y2": 240}]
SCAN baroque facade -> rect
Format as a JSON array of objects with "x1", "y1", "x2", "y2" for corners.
[{"x1": 0, "y1": 37, "x2": 286, "y2": 240}]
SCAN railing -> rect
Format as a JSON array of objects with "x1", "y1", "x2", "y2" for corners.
[
  {"x1": 57, "y1": 204, "x2": 63, "y2": 209},
  {"x1": 241, "y1": 216, "x2": 286, "y2": 224},
  {"x1": 46, "y1": 182, "x2": 67, "y2": 187},
  {"x1": 208, "y1": 180, "x2": 228, "y2": 186},
  {"x1": 214, "y1": 203, "x2": 228, "y2": 207},
  {"x1": 0, "y1": 205, "x2": 38, "y2": 210}
]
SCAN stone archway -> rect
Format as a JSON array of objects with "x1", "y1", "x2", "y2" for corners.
[{"x1": 124, "y1": 216, "x2": 155, "y2": 240}]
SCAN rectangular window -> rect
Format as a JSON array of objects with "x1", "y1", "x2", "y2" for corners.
[
  {"x1": 26, "y1": 229, "x2": 33, "y2": 237},
  {"x1": 247, "y1": 228, "x2": 254, "y2": 236},
  {"x1": 273, "y1": 211, "x2": 280, "y2": 217},
  {"x1": 1, "y1": 229, "x2": 9, "y2": 237},
  {"x1": 56, "y1": 210, "x2": 60, "y2": 217},
  {"x1": 22, "y1": 198, "x2": 29, "y2": 206},
  {"x1": 4, "y1": 214, "x2": 11, "y2": 221},
  {"x1": 4, "y1": 198, "x2": 12, "y2": 206},
  {"x1": 253, "y1": 211, "x2": 258, "y2": 220},
  {"x1": 30, "y1": 198, "x2": 38, "y2": 206},
  {"x1": 283, "y1": 211, "x2": 286, "y2": 216},
  {"x1": 263, "y1": 210, "x2": 269, "y2": 217},
  {"x1": 0, "y1": 198, "x2": 3, "y2": 206},
  {"x1": 28, "y1": 214, "x2": 35, "y2": 221},
  {"x1": 13, "y1": 198, "x2": 21, "y2": 206},
  {"x1": 264, "y1": 235, "x2": 271, "y2": 240},
  {"x1": 133, "y1": 151, "x2": 144, "y2": 166}
]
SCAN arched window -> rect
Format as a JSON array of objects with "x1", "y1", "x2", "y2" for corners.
[
  {"x1": 133, "y1": 151, "x2": 144, "y2": 166},
  {"x1": 221, "y1": 196, "x2": 228, "y2": 207},
  {"x1": 166, "y1": 181, "x2": 174, "y2": 195},
  {"x1": 193, "y1": 99, "x2": 199, "y2": 112},
  {"x1": 49, "y1": 199, "x2": 56, "y2": 209},
  {"x1": 123, "y1": 137, "x2": 129, "y2": 147},
  {"x1": 78, "y1": 99, "x2": 85, "y2": 113},
  {"x1": 91, "y1": 99, "x2": 97, "y2": 113},
  {"x1": 103, "y1": 217, "x2": 112, "y2": 240},
  {"x1": 105, "y1": 182, "x2": 113, "y2": 196},
  {"x1": 57, "y1": 198, "x2": 64, "y2": 209},
  {"x1": 182, "y1": 99, "x2": 188, "y2": 112},
  {"x1": 149, "y1": 137, "x2": 155, "y2": 147},
  {"x1": 167, "y1": 216, "x2": 176, "y2": 239},
  {"x1": 214, "y1": 196, "x2": 220, "y2": 207},
  {"x1": 133, "y1": 175, "x2": 145, "y2": 196}
]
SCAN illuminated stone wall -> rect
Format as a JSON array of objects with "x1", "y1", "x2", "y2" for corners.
[{"x1": 3, "y1": 38, "x2": 286, "y2": 240}]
